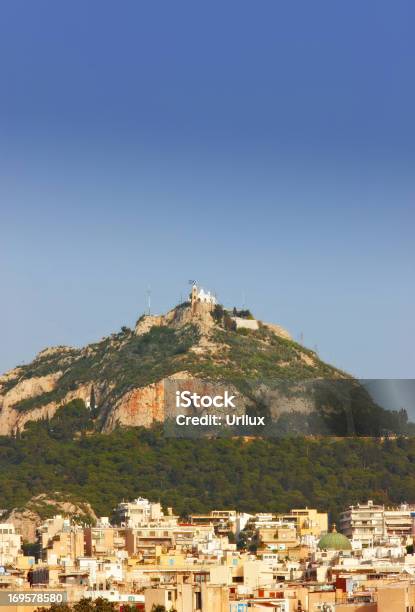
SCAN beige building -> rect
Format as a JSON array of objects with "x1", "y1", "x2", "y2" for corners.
[
  {"x1": 286, "y1": 508, "x2": 328, "y2": 538},
  {"x1": 84, "y1": 525, "x2": 127, "y2": 557},
  {"x1": 190, "y1": 510, "x2": 237, "y2": 535},
  {"x1": 335, "y1": 580, "x2": 415, "y2": 612},
  {"x1": 144, "y1": 581, "x2": 229, "y2": 612},
  {"x1": 43, "y1": 528, "x2": 85, "y2": 564},
  {"x1": 125, "y1": 523, "x2": 215, "y2": 559},
  {"x1": 250, "y1": 508, "x2": 328, "y2": 541},
  {"x1": 39, "y1": 516, "x2": 85, "y2": 563},
  {"x1": 257, "y1": 525, "x2": 298, "y2": 552},
  {"x1": 38, "y1": 515, "x2": 68, "y2": 549}
]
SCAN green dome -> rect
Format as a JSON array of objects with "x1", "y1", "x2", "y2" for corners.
[{"x1": 318, "y1": 525, "x2": 352, "y2": 551}]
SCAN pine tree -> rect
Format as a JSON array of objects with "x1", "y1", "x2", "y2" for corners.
[{"x1": 90, "y1": 385, "x2": 96, "y2": 411}]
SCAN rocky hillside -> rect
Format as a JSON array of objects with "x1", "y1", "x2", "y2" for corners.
[
  {"x1": 5, "y1": 493, "x2": 97, "y2": 543},
  {"x1": 0, "y1": 300, "x2": 404, "y2": 437}
]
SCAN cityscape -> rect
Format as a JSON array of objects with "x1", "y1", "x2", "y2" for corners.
[{"x1": 2, "y1": 497, "x2": 415, "y2": 610}]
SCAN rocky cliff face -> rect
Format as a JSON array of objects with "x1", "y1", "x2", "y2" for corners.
[
  {"x1": 0, "y1": 371, "x2": 62, "y2": 432},
  {"x1": 103, "y1": 379, "x2": 166, "y2": 431},
  {"x1": 0, "y1": 301, "x2": 341, "y2": 436},
  {"x1": 0, "y1": 374, "x2": 92, "y2": 436}
]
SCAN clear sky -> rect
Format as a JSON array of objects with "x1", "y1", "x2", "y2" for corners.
[{"x1": 0, "y1": 1, "x2": 414, "y2": 379}]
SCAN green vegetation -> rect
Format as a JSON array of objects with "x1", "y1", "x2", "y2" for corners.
[
  {"x1": 35, "y1": 598, "x2": 118, "y2": 611},
  {"x1": 13, "y1": 324, "x2": 200, "y2": 413},
  {"x1": 183, "y1": 325, "x2": 344, "y2": 385},
  {"x1": 232, "y1": 307, "x2": 254, "y2": 319},
  {"x1": 2, "y1": 400, "x2": 415, "y2": 525},
  {"x1": 211, "y1": 304, "x2": 236, "y2": 330}
]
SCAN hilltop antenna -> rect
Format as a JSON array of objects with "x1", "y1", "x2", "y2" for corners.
[
  {"x1": 146, "y1": 286, "x2": 151, "y2": 316},
  {"x1": 242, "y1": 291, "x2": 246, "y2": 309}
]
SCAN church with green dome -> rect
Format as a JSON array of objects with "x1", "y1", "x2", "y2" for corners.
[{"x1": 317, "y1": 524, "x2": 352, "y2": 551}]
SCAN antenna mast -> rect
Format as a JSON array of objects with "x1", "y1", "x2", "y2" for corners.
[{"x1": 146, "y1": 286, "x2": 151, "y2": 316}]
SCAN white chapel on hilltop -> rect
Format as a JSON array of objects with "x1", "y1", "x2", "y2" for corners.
[
  {"x1": 190, "y1": 283, "x2": 217, "y2": 312},
  {"x1": 195, "y1": 287, "x2": 217, "y2": 305}
]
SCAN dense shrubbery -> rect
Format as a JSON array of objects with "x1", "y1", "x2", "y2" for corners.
[
  {"x1": 2, "y1": 400, "x2": 415, "y2": 526},
  {"x1": 14, "y1": 325, "x2": 200, "y2": 412},
  {"x1": 232, "y1": 307, "x2": 254, "y2": 319}
]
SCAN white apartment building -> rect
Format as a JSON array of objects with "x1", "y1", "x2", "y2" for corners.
[
  {"x1": 385, "y1": 503, "x2": 415, "y2": 538},
  {"x1": 115, "y1": 497, "x2": 163, "y2": 527},
  {"x1": 339, "y1": 500, "x2": 386, "y2": 546},
  {"x1": 0, "y1": 523, "x2": 22, "y2": 565},
  {"x1": 340, "y1": 500, "x2": 415, "y2": 546}
]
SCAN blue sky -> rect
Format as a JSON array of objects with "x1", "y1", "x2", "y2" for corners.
[{"x1": 0, "y1": 1, "x2": 414, "y2": 378}]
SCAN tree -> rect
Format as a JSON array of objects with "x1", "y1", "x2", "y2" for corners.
[
  {"x1": 90, "y1": 385, "x2": 96, "y2": 411},
  {"x1": 73, "y1": 599, "x2": 94, "y2": 612},
  {"x1": 93, "y1": 598, "x2": 117, "y2": 612},
  {"x1": 71, "y1": 599, "x2": 117, "y2": 612}
]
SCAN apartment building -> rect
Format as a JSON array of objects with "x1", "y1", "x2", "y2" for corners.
[
  {"x1": 114, "y1": 497, "x2": 165, "y2": 527},
  {"x1": 43, "y1": 527, "x2": 85, "y2": 564},
  {"x1": 283, "y1": 508, "x2": 328, "y2": 539},
  {"x1": 0, "y1": 523, "x2": 21, "y2": 565},
  {"x1": 256, "y1": 525, "x2": 298, "y2": 552},
  {"x1": 189, "y1": 510, "x2": 237, "y2": 535},
  {"x1": 384, "y1": 504, "x2": 415, "y2": 538},
  {"x1": 339, "y1": 501, "x2": 386, "y2": 546},
  {"x1": 84, "y1": 525, "x2": 127, "y2": 557},
  {"x1": 144, "y1": 580, "x2": 229, "y2": 612},
  {"x1": 340, "y1": 500, "x2": 415, "y2": 546},
  {"x1": 125, "y1": 523, "x2": 215, "y2": 560}
]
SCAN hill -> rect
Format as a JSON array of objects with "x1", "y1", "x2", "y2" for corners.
[
  {"x1": 0, "y1": 294, "x2": 414, "y2": 528},
  {"x1": 0, "y1": 298, "x2": 408, "y2": 437},
  {"x1": 5, "y1": 492, "x2": 97, "y2": 543}
]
